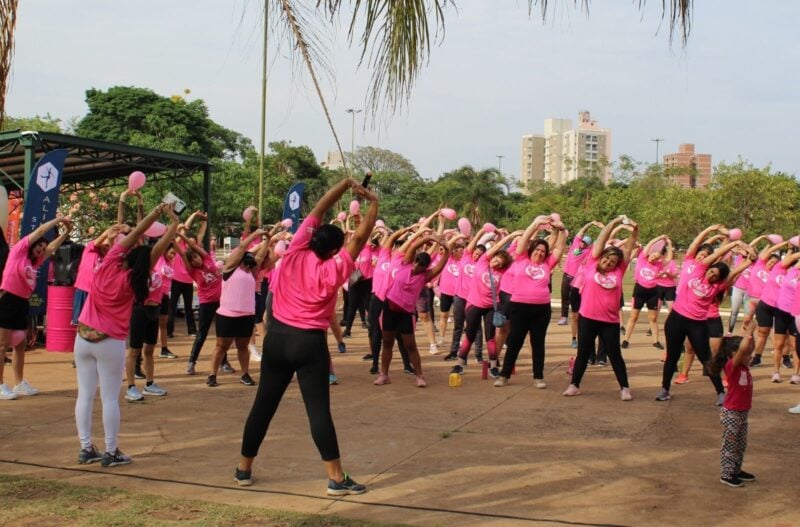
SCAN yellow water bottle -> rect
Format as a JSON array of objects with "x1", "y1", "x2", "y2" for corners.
[{"x1": 449, "y1": 372, "x2": 462, "y2": 387}]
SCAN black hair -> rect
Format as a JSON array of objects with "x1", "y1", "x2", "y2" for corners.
[
  {"x1": 600, "y1": 245, "x2": 623, "y2": 262},
  {"x1": 492, "y1": 249, "x2": 513, "y2": 270},
  {"x1": 697, "y1": 243, "x2": 714, "y2": 256},
  {"x1": 709, "y1": 261, "x2": 730, "y2": 282},
  {"x1": 185, "y1": 248, "x2": 201, "y2": 266},
  {"x1": 241, "y1": 251, "x2": 257, "y2": 268},
  {"x1": 527, "y1": 238, "x2": 550, "y2": 258},
  {"x1": 709, "y1": 336, "x2": 743, "y2": 377},
  {"x1": 126, "y1": 245, "x2": 153, "y2": 303},
  {"x1": 309, "y1": 224, "x2": 345, "y2": 259},
  {"x1": 28, "y1": 238, "x2": 48, "y2": 261},
  {"x1": 475, "y1": 244, "x2": 487, "y2": 255},
  {"x1": 414, "y1": 252, "x2": 432, "y2": 269}
]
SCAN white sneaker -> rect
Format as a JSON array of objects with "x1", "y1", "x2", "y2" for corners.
[
  {"x1": 429, "y1": 343, "x2": 440, "y2": 355},
  {"x1": 563, "y1": 384, "x2": 581, "y2": 396},
  {"x1": 125, "y1": 386, "x2": 144, "y2": 402},
  {"x1": 771, "y1": 372, "x2": 781, "y2": 383},
  {"x1": 534, "y1": 379, "x2": 547, "y2": 389},
  {"x1": 790, "y1": 374, "x2": 800, "y2": 385},
  {"x1": 0, "y1": 383, "x2": 18, "y2": 400},
  {"x1": 436, "y1": 336, "x2": 444, "y2": 346},
  {"x1": 249, "y1": 344, "x2": 262, "y2": 362},
  {"x1": 143, "y1": 382, "x2": 167, "y2": 396},
  {"x1": 13, "y1": 380, "x2": 39, "y2": 396},
  {"x1": 621, "y1": 387, "x2": 633, "y2": 401},
  {"x1": 789, "y1": 403, "x2": 800, "y2": 414}
]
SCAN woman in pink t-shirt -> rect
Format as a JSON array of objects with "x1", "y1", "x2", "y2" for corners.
[
  {"x1": 74, "y1": 203, "x2": 175, "y2": 467},
  {"x1": 495, "y1": 215, "x2": 566, "y2": 387},
  {"x1": 622, "y1": 235, "x2": 673, "y2": 350},
  {"x1": 444, "y1": 225, "x2": 487, "y2": 361},
  {"x1": 156, "y1": 246, "x2": 177, "y2": 359},
  {"x1": 0, "y1": 215, "x2": 72, "y2": 400},
  {"x1": 563, "y1": 216, "x2": 638, "y2": 401},
  {"x1": 71, "y1": 224, "x2": 125, "y2": 326},
  {"x1": 750, "y1": 239, "x2": 794, "y2": 371},
  {"x1": 238, "y1": 177, "x2": 377, "y2": 495}
]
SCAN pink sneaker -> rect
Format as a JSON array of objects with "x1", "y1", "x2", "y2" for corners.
[
  {"x1": 562, "y1": 384, "x2": 581, "y2": 396},
  {"x1": 373, "y1": 374, "x2": 391, "y2": 386},
  {"x1": 620, "y1": 387, "x2": 633, "y2": 401},
  {"x1": 674, "y1": 373, "x2": 689, "y2": 384},
  {"x1": 790, "y1": 375, "x2": 800, "y2": 385},
  {"x1": 415, "y1": 375, "x2": 427, "y2": 388}
]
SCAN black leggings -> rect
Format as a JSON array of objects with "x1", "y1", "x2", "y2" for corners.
[
  {"x1": 560, "y1": 274, "x2": 574, "y2": 318},
  {"x1": 459, "y1": 305, "x2": 496, "y2": 360},
  {"x1": 168, "y1": 280, "x2": 197, "y2": 335},
  {"x1": 188, "y1": 301, "x2": 219, "y2": 364},
  {"x1": 663, "y1": 310, "x2": 724, "y2": 394},
  {"x1": 241, "y1": 318, "x2": 340, "y2": 461},
  {"x1": 368, "y1": 294, "x2": 411, "y2": 369},
  {"x1": 501, "y1": 302, "x2": 551, "y2": 379},
  {"x1": 449, "y1": 296, "x2": 482, "y2": 356},
  {"x1": 344, "y1": 278, "x2": 372, "y2": 333},
  {"x1": 571, "y1": 315, "x2": 629, "y2": 389}
]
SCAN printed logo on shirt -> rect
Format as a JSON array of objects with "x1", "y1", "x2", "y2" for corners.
[
  {"x1": 201, "y1": 271, "x2": 218, "y2": 285},
  {"x1": 739, "y1": 370, "x2": 748, "y2": 386},
  {"x1": 525, "y1": 264, "x2": 546, "y2": 280},
  {"x1": 481, "y1": 271, "x2": 500, "y2": 288},
  {"x1": 686, "y1": 264, "x2": 696, "y2": 275},
  {"x1": 742, "y1": 268, "x2": 751, "y2": 279},
  {"x1": 689, "y1": 278, "x2": 712, "y2": 298},
  {"x1": 24, "y1": 265, "x2": 37, "y2": 287},
  {"x1": 161, "y1": 264, "x2": 174, "y2": 279},
  {"x1": 149, "y1": 271, "x2": 162, "y2": 292},
  {"x1": 756, "y1": 269, "x2": 768, "y2": 283},
  {"x1": 593, "y1": 272, "x2": 617, "y2": 290},
  {"x1": 463, "y1": 264, "x2": 475, "y2": 277},
  {"x1": 775, "y1": 275, "x2": 785, "y2": 286},
  {"x1": 380, "y1": 261, "x2": 390, "y2": 272},
  {"x1": 639, "y1": 267, "x2": 656, "y2": 281},
  {"x1": 447, "y1": 263, "x2": 460, "y2": 276}
]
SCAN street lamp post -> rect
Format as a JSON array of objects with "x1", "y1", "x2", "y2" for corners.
[
  {"x1": 345, "y1": 108, "x2": 362, "y2": 173},
  {"x1": 651, "y1": 138, "x2": 664, "y2": 165},
  {"x1": 497, "y1": 155, "x2": 504, "y2": 173}
]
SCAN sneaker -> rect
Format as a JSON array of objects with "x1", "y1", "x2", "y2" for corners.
[
  {"x1": 342, "y1": 331, "x2": 352, "y2": 338},
  {"x1": 159, "y1": 348, "x2": 177, "y2": 359},
  {"x1": 186, "y1": 362, "x2": 196, "y2": 375},
  {"x1": 621, "y1": 340, "x2": 629, "y2": 349},
  {"x1": 436, "y1": 336, "x2": 444, "y2": 346},
  {"x1": 771, "y1": 372, "x2": 781, "y2": 383},
  {"x1": 475, "y1": 353, "x2": 484, "y2": 364},
  {"x1": 719, "y1": 476, "x2": 743, "y2": 488},
  {"x1": 403, "y1": 366, "x2": 416, "y2": 375},
  {"x1": 77, "y1": 445, "x2": 103, "y2": 465},
  {"x1": 783, "y1": 355, "x2": 794, "y2": 369},
  {"x1": 646, "y1": 329, "x2": 652, "y2": 337},
  {"x1": 429, "y1": 343, "x2": 440, "y2": 355},
  {"x1": 0, "y1": 384, "x2": 18, "y2": 400},
  {"x1": 337, "y1": 342, "x2": 347, "y2": 354},
  {"x1": 188, "y1": 329, "x2": 198, "y2": 336},
  {"x1": 570, "y1": 338, "x2": 577, "y2": 349},
  {"x1": 329, "y1": 373, "x2": 339, "y2": 385},
  {"x1": 12, "y1": 380, "x2": 39, "y2": 396},
  {"x1": 134, "y1": 368, "x2": 145, "y2": 380},
  {"x1": 450, "y1": 365, "x2": 464, "y2": 375},
  {"x1": 654, "y1": 388, "x2": 671, "y2": 401},
  {"x1": 234, "y1": 466, "x2": 253, "y2": 487},
  {"x1": 124, "y1": 386, "x2": 144, "y2": 402},
  {"x1": 675, "y1": 373, "x2": 690, "y2": 384},
  {"x1": 206, "y1": 375, "x2": 218, "y2": 387},
  {"x1": 789, "y1": 403, "x2": 800, "y2": 414},
  {"x1": 562, "y1": 384, "x2": 581, "y2": 396},
  {"x1": 557, "y1": 317, "x2": 568, "y2": 326},
  {"x1": 597, "y1": 360, "x2": 607, "y2": 367},
  {"x1": 716, "y1": 392, "x2": 726, "y2": 406},
  {"x1": 415, "y1": 375, "x2": 427, "y2": 388},
  {"x1": 240, "y1": 373, "x2": 256, "y2": 386},
  {"x1": 494, "y1": 376, "x2": 509, "y2": 387},
  {"x1": 790, "y1": 374, "x2": 800, "y2": 385},
  {"x1": 369, "y1": 365, "x2": 379, "y2": 375},
  {"x1": 362, "y1": 353, "x2": 372, "y2": 361},
  {"x1": 620, "y1": 326, "x2": 625, "y2": 335},
  {"x1": 101, "y1": 448, "x2": 132, "y2": 468},
  {"x1": 249, "y1": 344, "x2": 262, "y2": 362},
  {"x1": 621, "y1": 387, "x2": 633, "y2": 401},
  {"x1": 221, "y1": 362, "x2": 236, "y2": 374},
  {"x1": 373, "y1": 374, "x2": 390, "y2": 386},
  {"x1": 443, "y1": 354, "x2": 458, "y2": 361},
  {"x1": 327, "y1": 473, "x2": 366, "y2": 496},
  {"x1": 749, "y1": 355, "x2": 762, "y2": 367},
  {"x1": 143, "y1": 382, "x2": 167, "y2": 396},
  {"x1": 653, "y1": 342, "x2": 664, "y2": 350},
  {"x1": 489, "y1": 367, "x2": 501, "y2": 379},
  {"x1": 535, "y1": 378, "x2": 547, "y2": 389},
  {"x1": 736, "y1": 470, "x2": 756, "y2": 482}
]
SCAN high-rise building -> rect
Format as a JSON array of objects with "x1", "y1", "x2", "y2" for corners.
[
  {"x1": 520, "y1": 111, "x2": 612, "y2": 192},
  {"x1": 662, "y1": 143, "x2": 712, "y2": 188},
  {"x1": 321, "y1": 151, "x2": 345, "y2": 170}
]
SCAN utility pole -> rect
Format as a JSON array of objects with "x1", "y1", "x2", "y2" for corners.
[
  {"x1": 345, "y1": 108, "x2": 362, "y2": 173},
  {"x1": 258, "y1": 0, "x2": 268, "y2": 227},
  {"x1": 497, "y1": 155, "x2": 504, "y2": 173},
  {"x1": 651, "y1": 138, "x2": 664, "y2": 165}
]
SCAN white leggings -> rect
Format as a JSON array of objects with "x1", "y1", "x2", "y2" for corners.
[{"x1": 74, "y1": 336, "x2": 125, "y2": 453}]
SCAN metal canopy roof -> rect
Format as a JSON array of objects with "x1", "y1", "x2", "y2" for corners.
[{"x1": 0, "y1": 130, "x2": 211, "y2": 193}]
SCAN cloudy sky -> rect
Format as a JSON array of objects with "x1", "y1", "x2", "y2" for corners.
[{"x1": 7, "y1": 1, "x2": 799, "y2": 183}]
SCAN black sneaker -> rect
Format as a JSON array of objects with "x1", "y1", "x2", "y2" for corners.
[
  {"x1": 489, "y1": 367, "x2": 500, "y2": 379},
  {"x1": 337, "y1": 342, "x2": 346, "y2": 354},
  {"x1": 362, "y1": 353, "x2": 373, "y2": 361},
  {"x1": 782, "y1": 355, "x2": 793, "y2": 369},
  {"x1": 342, "y1": 331, "x2": 352, "y2": 338},
  {"x1": 646, "y1": 329, "x2": 652, "y2": 337},
  {"x1": 101, "y1": 448, "x2": 132, "y2": 467},
  {"x1": 206, "y1": 375, "x2": 218, "y2": 387},
  {"x1": 736, "y1": 470, "x2": 756, "y2": 482},
  {"x1": 748, "y1": 355, "x2": 762, "y2": 367},
  {"x1": 327, "y1": 473, "x2": 366, "y2": 496},
  {"x1": 450, "y1": 365, "x2": 464, "y2": 375},
  {"x1": 160, "y1": 348, "x2": 177, "y2": 359},
  {"x1": 653, "y1": 342, "x2": 664, "y2": 350},
  {"x1": 369, "y1": 365, "x2": 379, "y2": 375},
  {"x1": 240, "y1": 373, "x2": 256, "y2": 386},
  {"x1": 186, "y1": 362, "x2": 196, "y2": 375},
  {"x1": 475, "y1": 353, "x2": 484, "y2": 364},
  {"x1": 77, "y1": 445, "x2": 103, "y2": 465},
  {"x1": 221, "y1": 362, "x2": 236, "y2": 374},
  {"x1": 134, "y1": 368, "x2": 146, "y2": 380},
  {"x1": 188, "y1": 329, "x2": 198, "y2": 336},
  {"x1": 443, "y1": 354, "x2": 458, "y2": 361},
  {"x1": 720, "y1": 476, "x2": 743, "y2": 487},
  {"x1": 234, "y1": 466, "x2": 253, "y2": 487},
  {"x1": 621, "y1": 340, "x2": 629, "y2": 349},
  {"x1": 403, "y1": 366, "x2": 416, "y2": 375}
]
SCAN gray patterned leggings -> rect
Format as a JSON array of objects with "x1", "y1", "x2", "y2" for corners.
[{"x1": 720, "y1": 408, "x2": 748, "y2": 478}]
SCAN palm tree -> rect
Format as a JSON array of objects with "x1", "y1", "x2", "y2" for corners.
[
  {"x1": 434, "y1": 165, "x2": 510, "y2": 225},
  {"x1": 0, "y1": 0, "x2": 18, "y2": 128}
]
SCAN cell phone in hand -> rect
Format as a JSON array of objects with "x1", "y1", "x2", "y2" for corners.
[{"x1": 162, "y1": 192, "x2": 187, "y2": 215}]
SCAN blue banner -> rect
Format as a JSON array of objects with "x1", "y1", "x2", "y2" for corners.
[
  {"x1": 281, "y1": 182, "x2": 306, "y2": 234},
  {"x1": 21, "y1": 149, "x2": 68, "y2": 315}
]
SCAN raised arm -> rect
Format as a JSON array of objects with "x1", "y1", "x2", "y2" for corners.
[
  {"x1": 687, "y1": 224, "x2": 724, "y2": 259},
  {"x1": 489, "y1": 230, "x2": 523, "y2": 258},
  {"x1": 309, "y1": 178, "x2": 352, "y2": 220},
  {"x1": 642, "y1": 234, "x2": 667, "y2": 257},
  {"x1": 732, "y1": 318, "x2": 757, "y2": 367},
  {"x1": 119, "y1": 204, "x2": 168, "y2": 250},
  {"x1": 725, "y1": 243, "x2": 757, "y2": 288},
  {"x1": 28, "y1": 216, "x2": 68, "y2": 246},
  {"x1": 516, "y1": 216, "x2": 550, "y2": 256},
  {"x1": 346, "y1": 183, "x2": 379, "y2": 260},
  {"x1": 702, "y1": 240, "x2": 741, "y2": 267},
  {"x1": 427, "y1": 237, "x2": 449, "y2": 280},
  {"x1": 43, "y1": 218, "x2": 74, "y2": 260},
  {"x1": 224, "y1": 229, "x2": 266, "y2": 274},
  {"x1": 593, "y1": 216, "x2": 625, "y2": 259},
  {"x1": 176, "y1": 231, "x2": 209, "y2": 259},
  {"x1": 402, "y1": 235, "x2": 433, "y2": 265},
  {"x1": 149, "y1": 206, "x2": 181, "y2": 268},
  {"x1": 758, "y1": 240, "x2": 788, "y2": 261}
]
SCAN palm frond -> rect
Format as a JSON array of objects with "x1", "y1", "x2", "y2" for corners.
[{"x1": 0, "y1": 0, "x2": 19, "y2": 128}]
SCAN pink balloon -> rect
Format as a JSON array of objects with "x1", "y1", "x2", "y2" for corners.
[
  {"x1": 280, "y1": 218, "x2": 293, "y2": 229},
  {"x1": 791, "y1": 235, "x2": 800, "y2": 248},
  {"x1": 441, "y1": 208, "x2": 457, "y2": 220},
  {"x1": 767, "y1": 234, "x2": 784, "y2": 245},
  {"x1": 651, "y1": 240, "x2": 665, "y2": 253},
  {"x1": 349, "y1": 200, "x2": 360, "y2": 215},
  {"x1": 728, "y1": 228, "x2": 742, "y2": 241},
  {"x1": 128, "y1": 171, "x2": 146, "y2": 191},
  {"x1": 375, "y1": 219, "x2": 385, "y2": 228},
  {"x1": 483, "y1": 222, "x2": 496, "y2": 233},
  {"x1": 144, "y1": 221, "x2": 167, "y2": 238},
  {"x1": 458, "y1": 218, "x2": 472, "y2": 237},
  {"x1": 336, "y1": 211, "x2": 347, "y2": 222},
  {"x1": 274, "y1": 240, "x2": 287, "y2": 257},
  {"x1": 243, "y1": 206, "x2": 257, "y2": 221}
]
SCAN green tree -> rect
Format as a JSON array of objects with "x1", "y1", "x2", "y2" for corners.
[
  {"x1": 350, "y1": 146, "x2": 418, "y2": 176},
  {"x1": 1, "y1": 113, "x2": 62, "y2": 133},
  {"x1": 431, "y1": 166, "x2": 510, "y2": 225}
]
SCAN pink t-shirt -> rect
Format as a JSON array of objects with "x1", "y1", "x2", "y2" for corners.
[
  {"x1": 510, "y1": 252, "x2": 557, "y2": 304},
  {"x1": 673, "y1": 259, "x2": 724, "y2": 321},
  {"x1": 457, "y1": 252, "x2": 478, "y2": 299},
  {"x1": 578, "y1": 254, "x2": 628, "y2": 324},
  {"x1": 0, "y1": 236, "x2": 44, "y2": 299},
  {"x1": 759, "y1": 263, "x2": 787, "y2": 308},
  {"x1": 438, "y1": 255, "x2": 461, "y2": 296},
  {"x1": 156, "y1": 256, "x2": 174, "y2": 296},
  {"x1": 746, "y1": 260, "x2": 769, "y2": 300},
  {"x1": 354, "y1": 246, "x2": 374, "y2": 280},
  {"x1": 78, "y1": 244, "x2": 134, "y2": 339},
  {"x1": 635, "y1": 252, "x2": 663, "y2": 289},
  {"x1": 74, "y1": 241, "x2": 102, "y2": 292},
  {"x1": 723, "y1": 359, "x2": 753, "y2": 411},
  {"x1": 272, "y1": 216, "x2": 354, "y2": 330},
  {"x1": 371, "y1": 247, "x2": 394, "y2": 300},
  {"x1": 385, "y1": 260, "x2": 429, "y2": 313},
  {"x1": 218, "y1": 266, "x2": 256, "y2": 317},
  {"x1": 776, "y1": 266, "x2": 800, "y2": 313},
  {"x1": 172, "y1": 241, "x2": 193, "y2": 283},
  {"x1": 732, "y1": 254, "x2": 750, "y2": 290},
  {"x1": 655, "y1": 259, "x2": 677, "y2": 288},
  {"x1": 466, "y1": 254, "x2": 503, "y2": 309},
  {"x1": 189, "y1": 254, "x2": 222, "y2": 303},
  {"x1": 564, "y1": 235, "x2": 590, "y2": 277}
]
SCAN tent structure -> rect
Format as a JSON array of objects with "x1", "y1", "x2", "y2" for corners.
[{"x1": 0, "y1": 130, "x2": 212, "y2": 215}]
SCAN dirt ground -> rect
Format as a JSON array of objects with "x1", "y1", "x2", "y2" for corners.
[{"x1": 1, "y1": 307, "x2": 799, "y2": 527}]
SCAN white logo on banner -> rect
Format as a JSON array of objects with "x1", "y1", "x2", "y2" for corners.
[
  {"x1": 36, "y1": 162, "x2": 59, "y2": 192},
  {"x1": 289, "y1": 191, "x2": 300, "y2": 210}
]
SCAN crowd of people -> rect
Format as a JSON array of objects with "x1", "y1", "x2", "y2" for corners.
[{"x1": 2, "y1": 176, "x2": 800, "y2": 490}]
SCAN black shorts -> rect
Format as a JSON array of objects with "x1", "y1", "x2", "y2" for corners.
[
  {"x1": 499, "y1": 291, "x2": 513, "y2": 318},
  {"x1": 159, "y1": 294, "x2": 170, "y2": 316},
  {"x1": 755, "y1": 300, "x2": 778, "y2": 329},
  {"x1": 632, "y1": 283, "x2": 659, "y2": 310},
  {"x1": 440, "y1": 293, "x2": 455, "y2": 313},
  {"x1": 0, "y1": 291, "x2": 29, "y2": 330},
  {"x1": 706, "y1": 316, "x2": 724, "y2": 339},
  {"x1": 255, "y1": 281, "x2": 268, "y2": 322},
  {"x1": 569, "y1": 287, "x2": 581, "y2": 313},
  {"x1": 215, "y1": 314, "x2": 255, "y2": 338},
  {"x1": 129, "y1": 304, "x2": 159, "y2": 348},
  {"x1": 774, "y1": 308, "x2": 797, "y2": 336},
  {"x1": 382, "y1": 303, "x2": 414, "y2": 334},
  {"x1": 657, "y1": 285, "x2": 676, "y2": 302}
]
